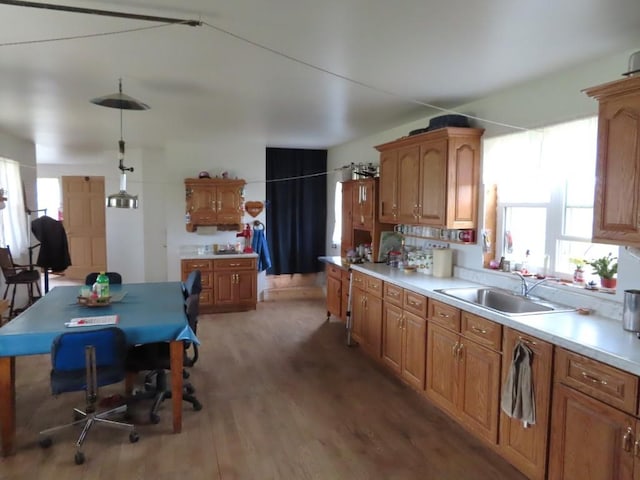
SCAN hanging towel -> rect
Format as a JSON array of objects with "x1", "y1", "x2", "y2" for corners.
[
  {"x1": 501, "y1": 341, "x2": 536, "y2": 427},
  {"x1": 251, "y1": 228, "x2": 272, "y2": 272}
]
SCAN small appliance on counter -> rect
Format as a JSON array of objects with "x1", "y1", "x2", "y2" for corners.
[
  {"x1": 622, "y1": 289, "x2": 640, "y2": 336},
  {"x1": 432, "y1": 248, "x2": 453, "y2": 278}
]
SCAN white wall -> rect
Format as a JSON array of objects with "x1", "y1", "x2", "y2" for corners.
[{"x1": 326, "y1": 48, "x2": 640, "y2": 301}]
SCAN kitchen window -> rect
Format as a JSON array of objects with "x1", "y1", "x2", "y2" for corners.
[{"x1": 484, "y1": 116, "x2": 618, "y2": 280}]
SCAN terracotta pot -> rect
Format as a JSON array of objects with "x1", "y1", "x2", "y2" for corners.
[{"x1": 600, "y1": 277, "x2": 617, "y2": 289}]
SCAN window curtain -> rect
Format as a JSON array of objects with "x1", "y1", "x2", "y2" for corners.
[
  {"x1": 0, "y1": 157, "x2": 29, "y2": 258},
  {"x1": 266, "y1": 148, "x2": 327, "y2": 275}
]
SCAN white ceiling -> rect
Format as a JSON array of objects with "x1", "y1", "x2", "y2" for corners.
[{"x1": 1, "y1": 0, "x2": 640, "y2": 164}]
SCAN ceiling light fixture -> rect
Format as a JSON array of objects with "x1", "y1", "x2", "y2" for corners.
[{"x1": 91, "y1": 79, "x2": 150, "y2": 209}]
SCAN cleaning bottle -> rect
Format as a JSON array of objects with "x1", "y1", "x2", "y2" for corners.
[{"x1": 95, "y1": 272, "x2": 110, "y2": 299}]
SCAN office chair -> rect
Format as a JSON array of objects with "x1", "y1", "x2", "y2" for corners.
[
  {"x1": 38, "y1": 327, "x2": 139, "y2": 465},
  {"x1": 182, "y1": 269, "x2": 201, "y2": 366},
  {"x1": 125, "y1": 294, "x2": 202, "y2": 424},
  {"x1": 85, "y1": 272, "x2": 123, "y2": 286},
  {"x1": 0, "y1": 245, "x2": 42, "y2": 319}
]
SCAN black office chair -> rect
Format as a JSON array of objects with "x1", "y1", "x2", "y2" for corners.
[
  {"x1": 182, "y1": 270, "x2": 201, "y2": 366},
  {"x1": 125, "y1": 294, "x2": 202, "y2": 424},
  {"x1": 38, "y1": 327, "x2": 139, "y2": 465},
  {"x1": 0, "y1": 245, "x2": 42, "y2": 319},
  {"x1": 85, "y1": 272, "x2": 123, "y2": 286}
]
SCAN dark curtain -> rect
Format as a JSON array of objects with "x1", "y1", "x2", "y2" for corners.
[{"x1": 266, "y1": 148, "x2": 327, "y2": 275}]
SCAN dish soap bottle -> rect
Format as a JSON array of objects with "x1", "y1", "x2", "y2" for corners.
[{"x1": 95, "y1": 272, "x2": 110, "y2": 299}]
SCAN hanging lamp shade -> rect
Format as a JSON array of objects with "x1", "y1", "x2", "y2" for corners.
[{"x1": 91, "y1": 79, "x2": 149, "y2": 209}]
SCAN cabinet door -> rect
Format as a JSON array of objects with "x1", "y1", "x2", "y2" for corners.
[
  {"x1": 499, "y1": 329, "x2": 553, "y2": 480},
  {"x1": 382, "y1": 302, "x2": 403, "y2": 375},
  {"x1": 216, "y1": 184, "x2": 242, "y2": 223},
  {"x1": 396, "y1": 145, "x2": 421, "y2": 224},
  {"x1": 378, "y1": 150, "x2": 398, "y2": 223},
  {"x1": 236, "y1": 270, "x2": 256, "y2": 304},
  {"x1": 213, "y1": 271, "x2": 235, "y2": 305},
  {"x1": 340, "y1": 270, "x2": 350, "y2": 321},
  {"x1": 426, "y1": 323, "x2": 459, "y2": 415},
  {"x1": 446, "y1": 136, "x2": 480, "y2": 228},
  {"x1": 189, "y1": 186, "x2": 216, "y2": 224},
  {"x1": 363, "y1": 294, "x2": 382, "y2": 358},
  {"x1": 401, "y1": 310, "x2": 426, "y2": 391},
  {"x1": 327, "y1": 274, "x2": 342, "y2": 319},
  {"x1": 457, "y1": 339, "x2": 501, "y2": 444},
  {"x1": 548, "y1": 383, "x2": 634, "y2": 480},
  {"x1": 418, "y1": 139, "x2": 447, "y2": 226},
  {"x1": 341, "y1": 181, "x2": 354, "y2": 257},
  {"x1": 350, "y1": 287, "x2": 366, "y2": 344},
  {"x1": 352, "y1": 180, "x2": 374, "y2": 229},
  {"x1": 592, "y1": 94, "x2": 640, "y2": 246}
]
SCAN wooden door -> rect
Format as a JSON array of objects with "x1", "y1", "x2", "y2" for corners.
[
  {"x1": 457, "y1": 339, "x2": 501, "y2": 444},
  {"x1": 548, "y1": 383, "x2": 634, "y2": 480},
  {"x1": 341, "y1": 181, "x2": 354, "y2": 258},
  {"x1": 447, "y1": 136, "x2": 480, "y2": 228},
  {"x1": 236, "y1": 270, "x2": 256, "y2": 305},
  {"x1": 189, "y1": 184, "x2": 216, "y2": 224},
  {"x1": 499, "y1": 328, "x2": 553, "y2": 480},
  {"x1": 426, "y1": 323, "x2": 459, "y2": 415},
  {"x1": 213, "y1": 271, "x2": 235, "y2": 305},
  {"x1": 592, "y1": 92, "x2": 640, "y2": 246},
  {"x1": 401, "y1": 310, "x2": 426, "y2": 391},
  {"x1": 363, "y1": 294, "x2": 382, "y2": 358},
  {"x1": 61, "y1": 176, "x2": 106, "y2": 280},
  {"x1": 382, "y1": 302, "x2": 403, "y2": 374},
  {"x1": 352, "y1": 180, "x2": 373, "y2": 229},
  {"x1": 396, "y1": 145, "x2": 420, "y2": 224},
  {"x1": 418, "y1": 139, "x2": 447, "y2": 226},
  {"x1": 350, "y1": 287, "x2": 366, "y2": 344},
  {"x1": 378, "y1": 150, "x2": 398, "y2": 222},
  {"x1": 216, "y1": 182, "x2": 243, "y2": 223},
  {"x1": 340, "y1": 270, "x2": 350, "y2": 322},
  {"x1": 326, "y1": 274, "x2": 342, "y2": 319}
]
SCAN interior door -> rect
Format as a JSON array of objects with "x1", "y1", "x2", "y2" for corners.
[{"x1": 61, "y1": 176, "x2": 106, "y2": 280}]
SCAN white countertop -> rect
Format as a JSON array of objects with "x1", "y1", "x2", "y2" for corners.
[
  {"x1": 181, "y1": 252, "x2": 258, "y2": 260},
  {"x1": 319, "y1": 256, "x2": 640, "y2": 377}
]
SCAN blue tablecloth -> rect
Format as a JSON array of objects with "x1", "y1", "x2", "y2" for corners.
[{"x1": 0, "y1": 282, "x2": 197, "y2": 357}]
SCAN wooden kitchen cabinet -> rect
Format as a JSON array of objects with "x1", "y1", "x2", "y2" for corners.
[
  {"x1": 185, "y1": 178, "x2": 245, "y2": 232},
  {"x1": 426, "y1": 302, "x2": 502, "y2": 444},
  {"x1": 585, "y1": 76, "x2": 640, "y2": 247},
  {"x1": 499, "y1": 328, "x2": 553, "y2": 480},
  {"x1": 350, "y1": 272, "x2": 383, "y2": 358},
  {"x1": 341, "y1": 180, "x2": 354, "y2": 258},
  {"x1": 181, "y1": 258, "x2": 214, "y2": 310},
  {"x1": 375, "y1": 127, "x2": 484, "y2": 229},
  {"x1": 352, "y1": 178, "x2": 375, "y2": 230},
  {"x1": 325, "y1": 262, "x2": 348, "y2": 321}
]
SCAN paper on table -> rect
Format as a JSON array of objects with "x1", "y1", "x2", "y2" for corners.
[{"x1": 66, "y1": 315, "x2": 119, "y2": 327}]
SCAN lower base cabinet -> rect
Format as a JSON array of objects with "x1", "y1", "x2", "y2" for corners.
[
  {"x1": 498, "y1": 328, "x2": 553, "y2": 480},
  {"x1": 351, "y1": 285, "x2": 382, "y2": 358}
]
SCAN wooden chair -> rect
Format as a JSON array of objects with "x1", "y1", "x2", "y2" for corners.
[{"x1": 0, "y1": 245, "x2": 41, "y2": 319}]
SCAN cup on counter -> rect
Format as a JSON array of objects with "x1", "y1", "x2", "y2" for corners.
[
  {"x1": 79, "y1": 286, "x2": 91, "y2": 298},
  {"x1": 457, "y1": 229, "x2": 475, "y2": 242},
  {"x1": 213, "y1": 244, "x2": 219, "y2": 253}
]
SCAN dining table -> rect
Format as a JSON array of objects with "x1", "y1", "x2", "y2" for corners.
[{"x1": 0, "y1": 281, "x2": 197, "y2": 456}]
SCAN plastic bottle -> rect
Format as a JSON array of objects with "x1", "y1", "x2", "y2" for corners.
[{"x1": 95, "y1": 272, "x2": 110, "y2": 299}]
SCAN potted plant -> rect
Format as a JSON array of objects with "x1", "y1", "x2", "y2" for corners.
[{"x1": 585, "y1": 253, "x2": 618, "y2": 289}]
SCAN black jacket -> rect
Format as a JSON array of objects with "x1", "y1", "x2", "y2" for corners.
[{"x1": 31, "y1": 215, "x2": 72, "y2": 272}]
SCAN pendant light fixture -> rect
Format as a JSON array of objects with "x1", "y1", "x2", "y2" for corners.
[{"x1": 90, "y1": 79, "x2": 150, "y2": 209}]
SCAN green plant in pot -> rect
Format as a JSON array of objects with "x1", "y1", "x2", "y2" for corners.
[{"x1": 585, "y1": 253, "x2": 618, "y2": 289}]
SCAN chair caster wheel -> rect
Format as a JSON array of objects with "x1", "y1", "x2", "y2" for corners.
[
  {"x1": 193, "y1": 400, "x2": 203, "y2": 411},
  {"x1": 185, "y1": 384, "x2": 195, "y2": 395},
  {"x1": 39, "y1": 437, "x2": 52, "y2": 449},
  {"x1": 74, "y1": 451, "x2": 85, "y2": 465},
  {"x1": 150, "y1": 413, "x2": 161, "y2": 424},
  {"x1": 129, "y1": 431, "x2": 140, "y2": 443}
]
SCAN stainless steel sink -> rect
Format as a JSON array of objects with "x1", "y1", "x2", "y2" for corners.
[{"x1": 435, "y1": 287, "x2": 574, "y2": 316}]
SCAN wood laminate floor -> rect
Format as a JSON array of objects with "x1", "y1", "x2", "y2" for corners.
[{"x1": 0, "y1": 298, "x2": 526, "y2": 479}]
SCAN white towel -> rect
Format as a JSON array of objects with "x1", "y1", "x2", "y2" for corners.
[{"x1": 501, "y1": 341, "x2": 536, "y2": 427}]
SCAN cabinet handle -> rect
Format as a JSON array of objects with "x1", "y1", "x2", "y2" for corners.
[
  {"x1": 397, "y1": 316, "x2": 401, "y2": 328},
  {"x1": 401, "y1": 316, "x2": 406, "y2": 330},
  {"x1": 457, "y1": 343, "x2": 464, "y2": 359},
  {"x1": 581, "y1": 371, "x2": 608, "y2": 386},
  {"x1": 471, "y1": 326, "x2": 487, "y2": 335},
  {"x1": 634, "y1": 439, "x2": 640, "y2": 457},
  {"x1": 229, "y1": 263, "x2": 240, "y2": 267},
  {"x1": 623, "y1": 427, "x2": 634, "y2": 452},
  {"x1": 518, "y1": 335, "x2": 537, "y2": 346},
  {"x1": 452, "y1": 341, "x2": 459, "y2": 357},
  {"x1": 438, "y1": 312, "x2": 450, "y2": 318}
]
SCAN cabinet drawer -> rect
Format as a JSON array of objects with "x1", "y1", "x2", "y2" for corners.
[
  {"x1": 429, "y1": 300, "x2": 461, "y2": 331},
  {"x1": 383, "y1": 283, "x2": 403, "y2": 306},
  {"x1": 326, "y1": 264, "x2": 344, "y2": 280},
  {"x1": 403, "y1": 290, "x2": 428, "y2": 317},
  {"x1": 199, "y1": 289, "x2": 213, "y2": 306},
  {"x1": 365, "y1": 276, "x2": 383, "y2": 297},
  {"x1": 351, "y1": 271, "x2": 366, "y2": 290},
  {"x1": 461, "y1": 312, "x2": 502, "y2": 351},
  {"x1": 182, "y1": 259, "x2": 213, "y2": 272},
  {"x1": 555, "y1": 348, "x2": 638, "y2": 415},
  {"x1": 214, "y1": 258, "x2": 256, "y2": 270}
]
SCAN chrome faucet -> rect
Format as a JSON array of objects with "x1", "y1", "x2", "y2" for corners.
[{"x1": 513, "y1": 272, "x2": 557, "y2": 297}]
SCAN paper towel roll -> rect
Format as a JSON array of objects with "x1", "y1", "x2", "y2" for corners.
[{"x1": 432, "y1": 249, "x2": 453, "y2": 278}]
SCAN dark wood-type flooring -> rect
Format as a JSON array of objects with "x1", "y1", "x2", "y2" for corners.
[{"x1": 0, "y1": 298, "x2": 526, "y2": 479}]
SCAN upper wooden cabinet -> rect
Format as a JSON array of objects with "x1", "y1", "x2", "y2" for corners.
[
  {"x1": 585, "y1": 76, "x2": 640, "y2": 246},
  {"x1": 375, "y1": 127, "x2": 484, "y2": 229},
  {"x1": 352, "y1": 178, "x2": 375, "y2": 229},
  {"x1": 185, "y1": 178, "x2": 245, "y2": 232}
]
